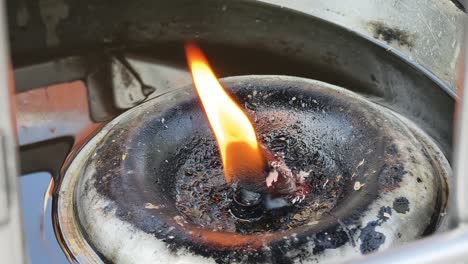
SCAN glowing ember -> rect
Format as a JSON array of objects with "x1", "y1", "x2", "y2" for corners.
[{"x1": 185, "y1": 43, "x2": 267, "y2": 187}]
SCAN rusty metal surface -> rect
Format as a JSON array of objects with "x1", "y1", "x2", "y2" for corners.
[
  {"x1": 16, "y1": 81, "x2": 95, "y2": 145},
  {"x1": 16, "y1": 81, "x2": 100, "y2": 176}
]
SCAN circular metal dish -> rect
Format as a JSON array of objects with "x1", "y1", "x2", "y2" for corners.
[{"x1": 56, "y1": 76, "x2": 450, "y2": 263}]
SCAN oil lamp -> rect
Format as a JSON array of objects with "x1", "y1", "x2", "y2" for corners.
[
  {"x1": 186, "y1": 43, "x2": 309, "y2": 220},
  {"x1": 55, "y1": 45, "x2": 450, "y2": 264}
]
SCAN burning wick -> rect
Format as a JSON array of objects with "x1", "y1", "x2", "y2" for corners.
[{"x1": 185, "y1": 43, "x2": 308, "y2": 218}]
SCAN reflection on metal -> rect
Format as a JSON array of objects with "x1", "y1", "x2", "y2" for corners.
[
  {"x1": 85, "y1": 55, "x2": 158, "y2": 121},
  {"x1": 110, "y1": 56, "x2": 155, "y2": 109},
  {"x1": 20, "y1": 173, "x2": 69, "y2": 263},
  {"x1": 124, "y1": 54, "x2": 192, "y2": 100}
]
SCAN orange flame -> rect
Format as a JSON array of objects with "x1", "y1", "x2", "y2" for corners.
[{"x1": 185, "y1": 43, "x2": 266, "y2": 185}]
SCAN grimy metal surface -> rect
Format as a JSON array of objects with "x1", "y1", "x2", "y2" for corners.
[
  {"x1": 346, "y1": 15, "x2": 468, "y2": 264},
  {"x1": 0, "y1": 1, "x2": 26, "y2": 264},
  {"x1": 260, "y1": 0, "x2": 464, "y2": 89},
  {"x1": 58, "y1": 76, "x2": 450, "y2": 263},
  {"x1": 4, "y1": 0, "x2": 464, "y2": 263}
]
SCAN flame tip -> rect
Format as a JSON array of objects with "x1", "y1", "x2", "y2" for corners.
[{"x1": 185, "y1": 44, "x2": 266, "y2": 185}]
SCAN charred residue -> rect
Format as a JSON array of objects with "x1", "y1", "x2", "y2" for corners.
[
  {"x1": 393, "y1": 197, "x2": 410, "y2": 214},
  {"x1": 359, "y1": 222, "x2": 385, "y2": 254},
  {"x1": 313, "y1": 227, "x2": 350, "y2": 254},
  {"x1": 173, "y1": 93, "x2": 345, "y2": 233},
  {"x1": 369, "y1": 21, "x2": 414, "y2": 48},
  {"x1": 359, "y1": 207, "x2": 391, "y2": 254},
  {"x1": 378, "y1": 163, "x2": 406, "y2": 190}
]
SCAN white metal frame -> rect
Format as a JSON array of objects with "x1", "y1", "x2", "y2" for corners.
[{"x1": 0, "y1": 1, "x2": 26, "y2": 263}]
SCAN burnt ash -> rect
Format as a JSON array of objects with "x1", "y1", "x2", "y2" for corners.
[
  {"x1": 313, "y1": 227, "x2": 350, "y2": 254},
  {"x1": 378, "y1": 163, "x2": 406, "y2": 191},
  {"x1": 359, "y1": 221, "x2": 386, "y2": 254},
  {"x1": 359, "y1": 206, "x2": 391, "y2": 254},
  {"x1": 172, "y1": 107, "x2": 345, "y2": 233},
  {"x1": 393, "y1": 197, "x2": 410, "y2": 214},
  {"x1": 369, "y1": 21, "x2": 414, "y2": 48}
]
